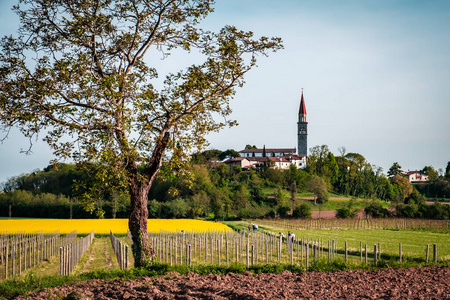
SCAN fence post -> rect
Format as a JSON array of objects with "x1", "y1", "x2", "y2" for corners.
[
  {"x1": 59, "y1": 247, "x2": 63, "y2": 276},
  {"x1": 433, "y1": 244, "x2": 437, "y2": 263},
  {"x1": 426, "y1": 244, "x2": 429, "y2": 263},
  {"x1": 18, "y1": 241, "x2": 22, "y2": 275},
  {"x1": 327, "y1": 240, "x2": 330, "y2": 262},
  {"x1": 5, "y1": 241, "x2": 9, "y2": 279},
  {"x1": 365, "y1": 244, "x2": 367, "y2": 265},
  {"x1": 251, "y1": 244, "x2": 254, "y2": 265},
  {"x1": 399, "y1": 243, "x2": 402, "y2": 262},
  {"x1": 12, "y1": 240, "x2": 15, "y2": 277},
  {"x1": 217, "y1": 240, "x2": 221, "y2": 265},
  {"x1": 226, "y1": 235, "x2": 229, "y2": 266},
  {"x1": 374, "y1": 244, "x2": 377, "y2": 266},
  {"x1": 360, "y1": 241, "x2": 362, "y2": 263},
  {"x1": 246, "y1": 237, "x2": 249, "y2": 267},
  {"x1": 306, "y1": 242, "x2": 309, "y2": 269},
  {"x1": 345, "y1": 241, "x2": 348, "y2": 262}
]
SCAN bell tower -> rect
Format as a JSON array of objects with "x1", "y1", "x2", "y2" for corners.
[{"x1": 297, "y1": 90, "x2": 308, "y2": 156}]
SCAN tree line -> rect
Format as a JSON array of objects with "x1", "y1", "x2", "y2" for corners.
[{"x1": 1, "y1": 146, "x2": 449, "y2": 220}]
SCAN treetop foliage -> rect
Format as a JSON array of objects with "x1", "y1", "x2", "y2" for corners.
[{"x1": 0, "y1": 0, "x2": 282, "y2": 189}]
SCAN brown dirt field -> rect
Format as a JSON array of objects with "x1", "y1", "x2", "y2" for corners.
[
  {"x1": 12, "y1": 266, "x2": 450, "y2": 299},
  {"x1": 311, "y1": 210, "x2": 368, "y2": 219}
]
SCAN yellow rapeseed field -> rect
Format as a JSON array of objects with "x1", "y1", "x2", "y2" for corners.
[{"x1": 0, "y1": 219, "x2": 231, "y2": 234}]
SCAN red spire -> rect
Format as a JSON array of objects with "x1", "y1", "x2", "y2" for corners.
[{"x1": 299, "y1": 92, "x2": 306, "y2": 115}]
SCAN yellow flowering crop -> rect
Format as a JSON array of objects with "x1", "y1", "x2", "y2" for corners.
[{"x1": 0, "y1": 219, "x2": 231, "y2": 234}]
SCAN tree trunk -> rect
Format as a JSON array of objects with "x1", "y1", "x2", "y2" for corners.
[
  {"x1": 128, "y1": 181, "x2": 155, "y2": 267},
  {"x1": 127, "y1": 131, "x2": 169, "y2": 267}
]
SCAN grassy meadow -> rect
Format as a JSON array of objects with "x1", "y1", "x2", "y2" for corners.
[{"x1": 226, "y1": 220, "x2": 450, "y2": 262}]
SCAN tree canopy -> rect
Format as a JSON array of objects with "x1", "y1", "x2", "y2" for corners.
[
  {"x1": 388, "y1": 162, "x2": 403, "y2": 177},
  {"x1": 0, "y1": 0, "x2": 282, "y2": 267}
]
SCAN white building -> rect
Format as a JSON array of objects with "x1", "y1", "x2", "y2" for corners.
[{"x1": 405, "y1": 171, "x2": 429, "y2": 183}]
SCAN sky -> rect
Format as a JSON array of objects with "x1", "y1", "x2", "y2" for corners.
[{"x1": 1, "y1": 0, "x2": 449, "y2": 184}]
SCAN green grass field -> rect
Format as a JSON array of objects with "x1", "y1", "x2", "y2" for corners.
[{"x1": 225, "y1": 220, "x2": 450, "y2": 263}]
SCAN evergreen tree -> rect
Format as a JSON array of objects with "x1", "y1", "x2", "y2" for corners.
[{"x1": 388, "y1": 162, "x2": 403, "y2": 177}]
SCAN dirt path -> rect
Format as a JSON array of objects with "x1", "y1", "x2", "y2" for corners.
[{"x1": 13, "y1": 266, "x2": 450, "y2": 299}]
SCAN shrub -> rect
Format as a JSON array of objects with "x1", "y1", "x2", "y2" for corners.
[
  {"x1": 276, "y1": 205, "x2": 291, "y2": 218},
  {"x1": 336, "y1": 207, "x2": 356, "y2": 219},
  {"x1": 292, "y1": 204, "x2": 311, "y2": 218},
  {"x1": 364, "y1": 201, "x2": 391, "y2": 218},
  {"x1": 266, "y1": 209, "x2": 276, "y2": 218},
  {"x1": 396, "y1": 203, "x2": 419, "y2": 218}
]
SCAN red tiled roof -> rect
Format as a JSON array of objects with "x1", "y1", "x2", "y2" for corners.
[
  {"x1": 247, "y1": 157, "x2": 270, "y2": 162},
  {"x1": 269, "y1": 157, "x2": 290, "y2": 162},
  {"x1": 245, "y1": 155, "x2": 305, "y2": 162},
  {"x1": 239, "y1": 148, "x2": 296, "y2": 154},
  {"x1": 299, "y1": 92, "x2": 307, "y2": 115},
  {"x1": 405, "y1": 171, "x2": 420, "y2": 176}
]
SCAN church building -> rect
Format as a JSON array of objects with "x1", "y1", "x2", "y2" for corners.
[
  {"x1": 225, "y1": 91, "x2": 308, "y2": 170},
  {"x1": 297, "y1": 90, "x2": 308, "y2": 156}
]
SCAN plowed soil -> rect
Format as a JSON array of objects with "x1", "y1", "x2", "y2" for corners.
[{"x1": 12, "y1": 266, "x2": 450, "y2": 299}]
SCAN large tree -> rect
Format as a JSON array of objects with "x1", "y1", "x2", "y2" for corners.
[
  {"x1": 388, "y1": 162, "x2": 403, "y2": 178},
  {"x1": 0, "y1": 0, "x2": 282, "y2": 266}
]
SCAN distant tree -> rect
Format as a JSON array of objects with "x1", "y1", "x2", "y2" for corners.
[
  {"x1": 188, "y1": 191, "x2": 210, "y2": 218},
  {"x1": 391, "y1": 174, "x2": 413, "y2": 202},
  {"x1": 274, "y1": 186, "x2": 287, "y2": 206},
  {"x1": 290, "y1": 181, "x2": 297, "y2": 205},
  {"x1": 233, "y1": 184, "x2": 250, "y2": 208},
  {"x1": 277, "y1": 205, "x2": 290, "y2": 218},
  {"x1": 218, "y1": 149, "x2": 241, "y2": 161},
  {"x1": 337, "y1": 146, "x2": 347, "y2": 158},
  {"x1": 445, "y1": 161, "x2": 450, "y2": 179},
  {"x1": 335, "y1": 207, "x2": 356, "y2": 218},
  {"x1": 262, "y1": 145, "x2": 266, "y2": 157},
  {"x1": 245, "y1": 145, "x2": 257, "y2": 149},
  {"x1": 292, "y1": 203, "x2": 311, "y2": 219},
  {"x1": 396, "y1": 203, "x2": 419, "y2": 218},
  {"x1": 250, "y1": 186, "x2": 265, "y2": 205},
  {"x1": 306, "y1": 145, "x2": 330, "y2": 176},
  {"x1": 261, "y1": 168, "x2": 285, "y2": 187},
  {"x1": 191, "y1": 149, "x2": 222, "y2": 164},
  {"x1": 306, "y1": 175, "x2": 328, "y2": 204},
  {"x1": 364, "y1": 201, "x2": 391, "y2": 218},
  {"x1": 323, "y1": 152, "x2": 339, "y2": 185},
  {"x1": 147, "y1": 199, "x2": 160, "y2": 219},
  {"x1": 216, "y1": 164, "x2": 230, "y2": 179},
  {"x1": 422, "y1": 166, "x2": 439, "y2": 181},
  {"x1": 388, "y1": 162, "x2": 403, "y2": 178}
]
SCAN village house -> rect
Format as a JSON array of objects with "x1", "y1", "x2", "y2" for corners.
[
  {"x1": 405, "y1": 171, "x2": 429, "y2": 183},
  {"x1": 223, "y1": 153, "x2": 306, "y2": 170}
]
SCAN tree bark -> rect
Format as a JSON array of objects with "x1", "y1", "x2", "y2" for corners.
[
  {"x1": 128, "y1": 131, "x2": 170, "y2": 267},
  {"x1": 128, "y1": 180, "x2": 155, "y2": 267}
]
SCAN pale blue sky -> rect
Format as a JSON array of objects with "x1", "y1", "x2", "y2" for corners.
[{"x1": 1, "y1": 0, "x2": 449, "y2": 183}]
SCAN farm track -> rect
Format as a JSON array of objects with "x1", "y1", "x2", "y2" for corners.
[
  {"x1": 75, "y1": 238, "x2": 117, "y2": 275},
  {"x1": 11, "y1": 266, "x2": 450, "y2": 299}
]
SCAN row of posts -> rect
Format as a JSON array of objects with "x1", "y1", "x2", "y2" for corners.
[
  {"x1": 150, "y1": 230, "x2": 440, "y2": 267},
  {"x1": 109, "y1": 231, "x2": 129, "y2": 270},
  {"x1": 59, "y1": 230, "x2": 94, "y2": 276},
  {"x1": 0, "y1": 231, "x2": 72, "y2": 280}
]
